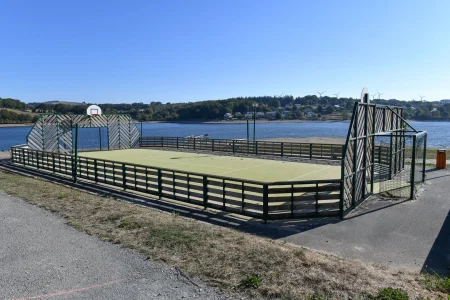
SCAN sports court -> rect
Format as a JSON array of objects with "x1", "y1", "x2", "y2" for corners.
[{"x1": 80, "y1": 149, "x2": 341, "y2": 183}]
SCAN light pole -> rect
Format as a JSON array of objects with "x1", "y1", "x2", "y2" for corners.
[
  {"x1": 252, "y1": 103, "x2": 258, "y2": 141},
  {"x1": 246, "y1": 119, "x2": 249, "y2": 141}
]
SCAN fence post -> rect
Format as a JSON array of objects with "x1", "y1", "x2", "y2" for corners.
[
  {"x1": 212, "y1": 139, "x2": 215, "y2": 152},
  {"x1": 94, "y1": 159, "x2": 98, "y2": 183},
  {"x1": 315, "y1": 182, "x2": 319, "y2": 214},
  {"x1": 232, "y1": 140, "x2": 235, "y2": 153},
  {"x1": 194, "y1": 138, "x2": 196, "y2": 150},
  {"x1": 290, "y1": 183, "x2": 294, "y2": 218},
  {"x1": 410, "y1": 135, "x2": 417, "y2": 200},
  {"x1": 263, "y1": 184, "x2": 269, "y2": 223},
  {"x1": 339, "y1": 179, "x2": 344, "y2": 219},
  {"x1": 241, "y1": 182, "x2": 245, "y2": 211},
  {"x1": 281, "y1": 142, "x2": 284, "y2": 157},
  {"x1": 352, "y1": 105, "x2": 359, "y2": 207},
  {"x1": 122, "y1": 164, "x2": 126, "y2": 190},
  {"x1": 176, "y1": 137, "x2": 179, "y2": 149},
  {"x1": 158, "y1": 169, "x2": 162, "y2": 199},
  {"x1": 203, "y1": 176, "x2": 208, "y2": 209},
  {"x1": 309, "y1": 144, "x2": 313, "y2": 160},
  {"x1": 222, "y1": 179, "x2": 226, "y2": 209},
  {"x1": 73, "y1": 124, "x2": 79, "y2": 183},
  {"x1": 52, "y1": 153, "x2": 56, "y2": 173},
  {"x1": 422, "y1": 134, "x2": 427, "y2": 182},
  {"x1": 389, "y1": 132, "x2": 393, "y2": 180},
  {"x1": 161, "y1": 137, "x2": 163, "y2": 147},
  {"x1": 255, "y1": 141, "x2": 258, "y2": 155}
]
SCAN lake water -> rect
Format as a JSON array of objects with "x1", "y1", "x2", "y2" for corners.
[{"x1": 0, "y1": 121, "x2": 449, "y2": 150}]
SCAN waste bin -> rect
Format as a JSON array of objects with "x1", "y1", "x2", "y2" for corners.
[{"x1": 436, "y1": 149, "x2": 446, "y2": 169}]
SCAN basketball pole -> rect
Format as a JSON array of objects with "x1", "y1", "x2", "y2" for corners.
[
  {"x1": 99, "y1": 127, "x2": 102, "y2": 150},
  {"x1": 253, "y1": 106, "x2": 256, "y2": 141}
]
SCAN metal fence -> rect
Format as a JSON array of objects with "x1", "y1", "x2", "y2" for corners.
[
  {"x1": 140, "y1": 136, "x2": 344, "y2": 160},
  {"x1": 11, "y1": 146, "x2": 342, "y2": 221},
  {"x1": 378, "y1": 132, "x2": 427, "y2": 199}
]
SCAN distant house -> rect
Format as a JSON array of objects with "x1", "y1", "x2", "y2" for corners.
[
  {"x1": 234, "y1": 112, "x2": 242, "y2": 118},
  {"x1": 277, "y1": 107, "x2": 284, "y2": 111},
  {"x1": 334, "y1": 105, "x2": 340, "y2": 110},
  {"x1": 306, "y1": 112, "x2": 316, "y2": 119},
  {"x1": 281, "y1": 111, "x2": 291, "y2": 118},
  {"x1": 224, "y1": 113, "x2": 232, "y2": 120},
  {"x1": 285, "y1": 104, "x2": 293, "y2": 110},
  {"x1": 294, "y1": 104, "x2": 302, "y2": 109},
  {"x1": 244, "y1": 112, "x2": 253, "y2": 119},
  {"x1": 304, "y1": 108, "x2": 313, "y2": 113},
  {"x1": 256, "y1": 112, "x2": 265, "y2": 119},
  {"x1": 266, "y1": 111, "x2": 277, "y2": 120}
]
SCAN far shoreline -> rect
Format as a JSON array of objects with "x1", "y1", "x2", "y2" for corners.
[
  {"x1": 140, "y1": 119, "x2": 350, "y2": 124},
  {"x1": 0, "y1": 123, "x2": 33, "y2": 128},
  {"x1": 0, "y1": 118, "x2": 446, "y2": 128}
]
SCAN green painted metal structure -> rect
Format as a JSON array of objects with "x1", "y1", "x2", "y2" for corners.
[
  {"x1": 26, "y1": 114, "x2": 140, "y2": 154},
  {"x1": 341, "y1": 101, "x2": 427, "y2": 217}
]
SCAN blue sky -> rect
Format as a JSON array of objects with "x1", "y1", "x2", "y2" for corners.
[{"x1": 1, "y1": 0, "x2": 449, "y2": 103}]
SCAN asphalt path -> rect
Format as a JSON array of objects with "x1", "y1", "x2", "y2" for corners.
[
  {"x1": 281, "y1": 168, "x2": 450, "y2": 274},
  {"x1": 0, "y1": 191, "x2": 231, "y2": 300}
]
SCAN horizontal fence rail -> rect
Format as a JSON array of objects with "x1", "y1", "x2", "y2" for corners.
[
  {"x1": 11, "y1": 146, "x2": 343, "y2": 220},
  {"x1": 140, "y1": 136, "x2": 344, "y2": 160}
]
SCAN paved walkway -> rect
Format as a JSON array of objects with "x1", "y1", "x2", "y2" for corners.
[
  {"x1": 279, "y1": 168, "x2": 450, "y2": 274},
  {"x1": 0, "y1": 192, "x2": 230, "y2": 300}
]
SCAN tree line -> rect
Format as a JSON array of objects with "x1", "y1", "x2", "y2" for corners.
[
  {"x1": 0, "y1": 109, "x2": 39, "y2": 124},
  {"x1": 2, "y1": 95, "x2": 450, "y2": 123}
]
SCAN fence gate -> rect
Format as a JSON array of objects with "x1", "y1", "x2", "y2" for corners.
[{"x1": 341, "y1": 94, "x2": 427, "y2": 217}]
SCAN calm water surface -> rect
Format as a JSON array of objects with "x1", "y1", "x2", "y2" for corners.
[{"x1": 0, "y1": 121, "x2": 449, "y2": 150}]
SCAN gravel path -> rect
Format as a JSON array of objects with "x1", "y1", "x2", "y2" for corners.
[{"x1": 0, "y1": 192, "x2": 232, "y2": 300}]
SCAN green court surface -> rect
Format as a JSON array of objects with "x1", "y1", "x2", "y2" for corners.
[{"x1": 80, "y1": 149, "x2": 341, "y2": 183}]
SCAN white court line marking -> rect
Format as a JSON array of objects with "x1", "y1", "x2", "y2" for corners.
[
  {"x1": 218, "y1": 161, "x2": 276, "y2": 176},
  {"x1": 134, "y1": 154, "x2": 236, "y2": 171},
  {"x1": 288, "y1": 165, "x2": 334, "y2": 181}
]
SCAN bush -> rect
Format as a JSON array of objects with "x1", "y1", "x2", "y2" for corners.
[
  {"x1": 371, "y1": 287, "x2": 409, "y2": 300},
  {"x1": 240, "y1": 274, "x2": 262, "y2": 289},
  {"x1": 421, "y1": 273, "x2": 450, "y2": 294},
  {"x1": 307, "y1": 292, "x2": 327, "y2": 300}
]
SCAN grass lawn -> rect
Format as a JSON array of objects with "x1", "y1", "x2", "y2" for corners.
[{"x1": 0, "y1": 170, "x2": 446, "y2": 299}]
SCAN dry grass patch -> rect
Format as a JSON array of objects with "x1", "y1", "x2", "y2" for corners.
[{"x1": 0, "y1": 171, "x2": 446, "y2": 300}]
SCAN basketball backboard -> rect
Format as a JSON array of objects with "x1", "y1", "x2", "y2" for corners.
[{"x1": 87, "y1": 105, "x2": 102, "y2": 116}]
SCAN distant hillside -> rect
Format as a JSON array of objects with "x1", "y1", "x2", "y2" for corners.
[{"x1": 43, "y1": 100, "x2": 86, "y2": 106}]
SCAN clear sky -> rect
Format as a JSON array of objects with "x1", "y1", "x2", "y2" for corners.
[{"x1": 1, "y1": 0, "x2": 449, "y2": 103}]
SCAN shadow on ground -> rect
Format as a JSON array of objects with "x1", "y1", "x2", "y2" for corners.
[
  {"x1": 2, "y1": 158, "x2": 449, "y2": 274},
  {"x1": 0, "y1": 160, "x2": 338, "y2": 239},
  {"x1": 421, "y1": 210, "x2": 450, "y2": 276}
]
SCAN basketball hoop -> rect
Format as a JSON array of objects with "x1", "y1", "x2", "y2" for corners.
[{"x1": 87, "y1": 105, "x2": 102, "y2": 116}]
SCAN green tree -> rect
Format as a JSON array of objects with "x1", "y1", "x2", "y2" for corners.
[
  {"x1": 342, "y1": 111, "x2": 349, "y2": 120},
  {"x1": 269, "y1": 99, "x2": 281, "y2": 108},
  {"x1": 432, "y1": 110, "x2": 440, "y2": 118}
]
